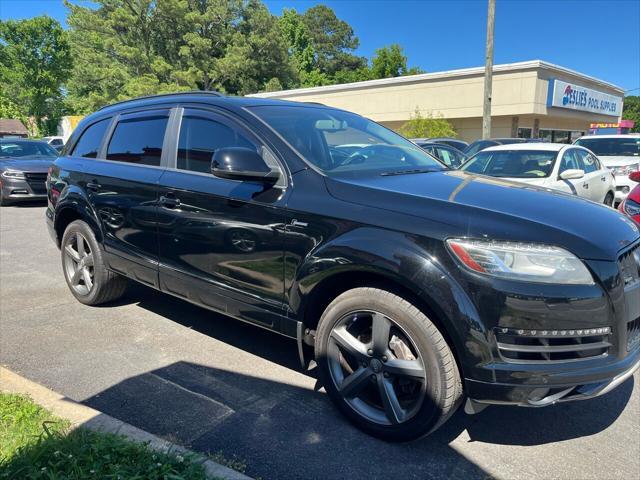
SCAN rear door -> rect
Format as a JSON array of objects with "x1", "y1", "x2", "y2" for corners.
[
  {"x1": 82, "y1": 108, "x2": 173, "y2": 288},
  {"x1": 156, "y1": 107, "x2": 288, "y2": 327}
]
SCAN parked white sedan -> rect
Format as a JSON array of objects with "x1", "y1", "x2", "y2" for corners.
[{"x1": 460, "y1": 143, "x2": 616, "y2": 205}]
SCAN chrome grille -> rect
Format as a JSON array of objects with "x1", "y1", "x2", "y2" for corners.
[{"x1": 495, "y1": 328, "x2": 611, "y2": 363}]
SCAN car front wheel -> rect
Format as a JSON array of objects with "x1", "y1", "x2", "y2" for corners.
[
  {"x1": 61, "y1": 220, "x2": 127, "y2": 305},
  {"x1": 315, "y1": 287, "x2": 462, "y2": 441}
]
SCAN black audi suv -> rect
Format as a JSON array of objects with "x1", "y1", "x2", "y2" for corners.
[{"x1": 46, "y1": 92, "x2": 640, "y2": 441}]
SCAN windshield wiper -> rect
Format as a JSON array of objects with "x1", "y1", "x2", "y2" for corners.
[{"x1": 380, "y1": 169, "x2": 439, "y2": 176}]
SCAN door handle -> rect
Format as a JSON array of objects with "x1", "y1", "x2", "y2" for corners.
[
  {"x1": 601, "y1": 176, "x2": 607, "y2": 181},
  {"x1": 86, "y1": 181, "x2": 101, "y2": 191},
  {"x1": 159, "y1": 194, "x2": 181, "y2": 208},
  {"x1": 582, "y1": 183, "x2": 589, "y2": 189}
]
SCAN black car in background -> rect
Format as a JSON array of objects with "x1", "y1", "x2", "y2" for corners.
[
  {"x1": 0, "y1": 139, "x2": 58, "y2": 205},
  {"x1": 46, "y1": 92, "x2": 640, "y2": 441},
  {"x1": 413, "y1": 142, "x2": 467, "y2": 168},
  {"x1": 411, "y1": 137, "x2": 468, "y2": 152}
]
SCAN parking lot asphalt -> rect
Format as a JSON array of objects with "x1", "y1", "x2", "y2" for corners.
[{"x1": 1, "y1": 204, "x2": 639, "y2": 480}]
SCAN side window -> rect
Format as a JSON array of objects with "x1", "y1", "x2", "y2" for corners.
[
  {"x1": 71, "y1": 118, "x2": 110, "y2": 158},
  {"x1": 177, "y1": 116, "x2": 255, "y2": 173},
  {"x1": 559, "y1": 150, "x2": 583, "y2": 174},
  {"x1": 577, "y1": 150, "x2": 599, "y2": 173},
  {"x1": 106, "y1": 115, "x2": 168, "y2": 166}
]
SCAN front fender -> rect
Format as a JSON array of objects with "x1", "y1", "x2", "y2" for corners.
[{"x1": 290, "y1": 227, "x2": 493, "y2": 380}]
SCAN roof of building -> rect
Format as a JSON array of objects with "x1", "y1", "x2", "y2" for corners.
[
  {"x1": 0, "y1": 118, "x2": 28, "y2": 135},
  {"x1": 250, "y1": 60, "x2": 624, "y2": 99}
]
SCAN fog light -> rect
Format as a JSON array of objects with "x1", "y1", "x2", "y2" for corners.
[{"x1": 622, "y1": 186, "x2": 630, "y2": 194}]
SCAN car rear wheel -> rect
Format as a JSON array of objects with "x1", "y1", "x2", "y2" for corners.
[
  {"x1": 604, "y1": 192, "x2": 614, "y2": 207},
  {"x1": 61, "y1": 220, "x2": 127, "y2": 305},
  {"x1": 315, "y1": 287, "x2": 462, "y2": 441}
]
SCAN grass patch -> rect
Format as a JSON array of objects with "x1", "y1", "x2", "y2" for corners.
[{"x1": 0, "y1": 393, "x2": 210, "y2": 479}]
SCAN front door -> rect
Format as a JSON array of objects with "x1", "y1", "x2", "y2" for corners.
[
  {"x1": 577, "y1": 149, "x2": 607, "y2": 202},
  {"x1": 156, "y1": 108, "x2": 288, "y2": 327},
  {"x1": 557, "y1": 148, "x2": 591, "y2": 199},
  {"x1": 84, "y1": 109, "x2": 171, "y2": 288}
]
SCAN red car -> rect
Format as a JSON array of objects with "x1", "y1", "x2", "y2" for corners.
[{"x1": 619, "y1": 171, "x2": 640, "y2": 223}]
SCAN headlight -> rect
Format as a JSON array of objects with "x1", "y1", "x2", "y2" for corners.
[
  {"x1": 1, "y1": 170, "x2": 25, "y2": 179},
  {"x1": 612, "y1": 164, "x2": 640, "y2": 177},
  {"x1": 623, "y1": 198, "x2": 640, "y2": 217},
  {"x1": 446, "y1": 239, "x2": 594, "y2": 285}
]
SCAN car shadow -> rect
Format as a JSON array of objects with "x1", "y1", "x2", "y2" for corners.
[{"x1": 88, "y1": 282, "x2": 635, "y2": 479}]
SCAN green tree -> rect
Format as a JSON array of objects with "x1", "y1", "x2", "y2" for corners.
[
  {"x1": 371, "y1": 44, "x2": 423, "y2": 79},
  {"x1": 300, "y1": 5, "x2": 367, "y2": 77},
  {"x1": 0, "y1": 16, "x2": 71, "y2": 134},
  {"x1": 622, "y1": 96, "x2": 640, "y2": 133},
  {"x1": 65, "y1": 0, "x2": 294, "y2": 113},
  {"x1": 398, "y1": 107, "x2": 457, "y2": 139}
]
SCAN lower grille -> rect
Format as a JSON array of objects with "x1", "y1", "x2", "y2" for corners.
[
  {"x1": 24, "y1": 172, "x2": 48, "y2": 194},
  {"x1": 496, "y1": 328, "x2": 611, "y2": 363},
  {"x1": 628, "y1": 318, "x2": 640, "y2": 352},
  {"x1": 619, "y1": 243, "x2": 640, "y2": 287}
]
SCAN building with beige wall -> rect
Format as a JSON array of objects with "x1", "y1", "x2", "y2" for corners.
[{"x1": 250, "y1": 60, "x2": 625, "y2": 144}]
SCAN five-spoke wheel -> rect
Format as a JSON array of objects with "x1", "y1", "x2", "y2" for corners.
[
  {"x1": 63, "y1": 231, "x2": 95, "y2": 295},
  {"x1": 316, "y1": 287, "x2": 462, "y2": 441}
]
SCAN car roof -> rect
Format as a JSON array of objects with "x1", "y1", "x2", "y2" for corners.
[
  {"x1": 94, "y1": 91, "x2": 347, "y2": 117},
  {"x1": 481, "y1": 143, "x2": 568, "y2": 152},
  {"x1": 577, "y1": 134, "x2": 640, "y2": 140}
]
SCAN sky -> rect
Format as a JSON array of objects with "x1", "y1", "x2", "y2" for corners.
[{"x1": 1, "y1": 0, "x2": 639, "y2": 93}]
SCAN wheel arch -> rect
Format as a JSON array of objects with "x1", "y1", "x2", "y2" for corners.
[{"x1": 54, "y1": 188, "x2": 103, "y2": 247}]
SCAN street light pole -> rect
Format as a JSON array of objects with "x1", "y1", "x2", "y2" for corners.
[{"x1": 482, "y1": 0, "x2": 495, "y2": 139}]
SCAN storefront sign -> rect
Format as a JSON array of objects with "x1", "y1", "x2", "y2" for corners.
[{"x1": 547, "y1": 79, "x2": 623, "y2": 117}]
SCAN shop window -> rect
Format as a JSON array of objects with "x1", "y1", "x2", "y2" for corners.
[{"x1": 517, "y1": 128, "x2": 532, "y2": 139}]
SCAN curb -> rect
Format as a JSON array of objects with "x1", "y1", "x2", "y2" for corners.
[{"x1": 0, "y1": 366, "x2": 252, "y2": 480}]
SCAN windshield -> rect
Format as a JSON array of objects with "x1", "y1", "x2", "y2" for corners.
[
  {"x1": 461, "y1": 149, "x2": 557, "y2": 178},
  {"x1": 0, "y1": 141, "x2": 58, "y2": 158},
  {"x1": 248, "y1": 105, "x2": 446, "y2": 176},
  {"x1": 574, "y1": 137, "x2": 640, "y2": 156}
]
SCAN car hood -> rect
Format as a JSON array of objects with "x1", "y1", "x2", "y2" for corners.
[
  {"x1": 598, "y1": 156, "x2": 640, "y2": 167},
  {"x1": 0, "y1": 157, "x2": 55, "y2": 172},
  {"x1": 325, "y1": 170, "x2": 639, "y2": 261}
]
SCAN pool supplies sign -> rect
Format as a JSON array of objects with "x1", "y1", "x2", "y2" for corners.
[{"x1": 547, "y1": 79, "x2": 623, "y2": 117}]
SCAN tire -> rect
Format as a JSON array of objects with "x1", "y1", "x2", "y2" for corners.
[
  {"x1": 604, "y1": 192, "x2": 614, "y2": 207},
  {"x1": 315, "y1": 287, "x2": 462, "y2": 442},
  {"x1": 61, "y1": 220, "x2": 127, "y2": 305}
]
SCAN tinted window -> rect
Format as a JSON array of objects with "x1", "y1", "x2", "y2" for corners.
[
  {"x1": 461, "y1": 150, "x2": 557, "y2": 178},
  {"x1": 249, "y1": 105, "x2": 445, "y2": 177},
  {"x1": 574, "y1": 137, "x2": 640, "y2": 156},
  {"x1": 106, "y1": 116, "x2": 167, "y2": 166},
  {"x1": 50, "y1": 138, "x2": 63, "y2": 146},
  {"x1": 464, "y1": 140, "x2": 498, "y2": 157},
  {"x1": 177, "y1": 116, "x2": 255, "y2": 173},
  {"x1": 72, "y1": 119, "x2": 110, "y2": 158}
]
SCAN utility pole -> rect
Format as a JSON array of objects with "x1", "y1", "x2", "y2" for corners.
[{"x1": 482, "y1": 0, "x2": 495, "y2": 139}]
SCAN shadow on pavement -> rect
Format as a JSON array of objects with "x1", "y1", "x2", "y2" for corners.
[{"x1": 82, "y1": 283, "x2": 634, "y2": 479}]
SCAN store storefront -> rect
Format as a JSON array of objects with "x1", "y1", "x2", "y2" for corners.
[{"x1": 251, "y1": 60, "x2": 625, "y2": 144}]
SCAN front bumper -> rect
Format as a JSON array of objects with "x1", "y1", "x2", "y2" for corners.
[
  {"x1": 614, "y1": 176, "x2": 636, "y2": 202},
  {"x1": 0, "y1": 175, "x2": 47, "y2": 203},
  {"x1": 458, "y1": 240, "x2": 640, "y2": 408}
]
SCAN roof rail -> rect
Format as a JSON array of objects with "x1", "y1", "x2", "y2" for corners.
[{"x1": 96, "y1": 90, "x2": 224, "y2": 112}]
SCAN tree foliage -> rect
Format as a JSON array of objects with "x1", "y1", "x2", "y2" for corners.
[
  {"x1": 371, "y1": 44, "x2": 423, "y2": 79},
  {"x1": 622, "y1": 96, "x2": 640, "y2": 133},
  {"x1": 0, "y1": 16, "x2": 71, "y2": 134},
  {"x1": 398, "y1": 108, "x2": 457, "y2": 139}
]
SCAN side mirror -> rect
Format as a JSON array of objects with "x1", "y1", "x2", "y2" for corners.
[
  {"x1": 211, "y1": 147, "x2": 279, "y2": 184},
  {"x1": 629, "y1": 171, "x2": 640, "y2": 183},
  {"x1": 559, "y1": 169, "x2": 585, "y2": 180}
]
